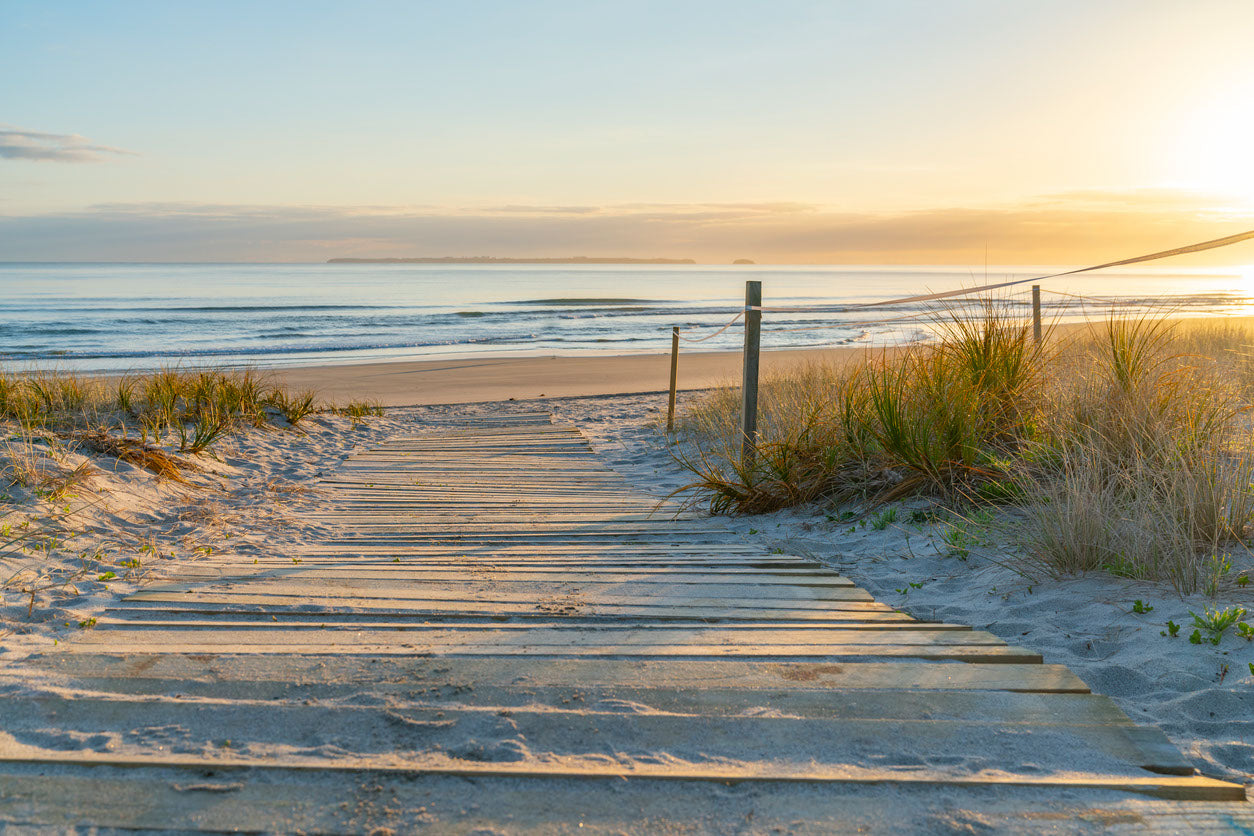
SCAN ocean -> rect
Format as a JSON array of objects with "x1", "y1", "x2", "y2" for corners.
[{"x1": 2, "y1": 262, "x2": 1251, "y2": 372}]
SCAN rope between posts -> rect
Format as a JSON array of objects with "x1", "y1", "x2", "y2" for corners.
[
  {"x1": 676, "y1": 310, "x2": 745, "y2": 342},
  {"x1": 671, "y1": 227, "x2": 1254, "y2": 340},
  {"x1": 1041, "y1": 287, "x2": 1142, "y2": 304}
]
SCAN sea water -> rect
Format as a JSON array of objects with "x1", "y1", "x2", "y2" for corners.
[{"x1": 1, "y1": 262, "x2": 1251, "y2": 371}]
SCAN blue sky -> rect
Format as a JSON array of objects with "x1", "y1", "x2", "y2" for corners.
[{"x1": 3, "y1": 0, "x2": 1254, "y2": 262}]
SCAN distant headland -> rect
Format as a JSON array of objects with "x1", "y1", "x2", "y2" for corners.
[{"x1": 326, "y1": 256, "x2": 697, "y2": 265}]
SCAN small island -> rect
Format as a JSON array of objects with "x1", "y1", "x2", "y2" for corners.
[{"x1": 327, "y1": 256, "x2": 696, "y2": 264}]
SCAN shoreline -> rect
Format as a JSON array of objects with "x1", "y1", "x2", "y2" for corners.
[
  {"x1": 268, "y1": 313, "x2": 1254, "y2": 406},
  {"x1": 268, "y1": 346, "x2": 881, "y2": 407}
]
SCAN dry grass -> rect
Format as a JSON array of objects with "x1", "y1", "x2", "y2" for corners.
[{"x1": 671, "y1": 306, "x2": 1254, "y2": 594}]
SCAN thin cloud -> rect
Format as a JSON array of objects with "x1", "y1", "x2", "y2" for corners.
[
  {"x1": 1, "y1": 194, "x2": 1251, "y2": 264},
  {"x1": 0, "y1": 126, "x2": 136, "y2": 163}
]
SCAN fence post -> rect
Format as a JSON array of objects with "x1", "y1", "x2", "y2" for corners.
[
  {"x1": 741, "y1": 281, "x2": 762, "y2": 465},
  {"x1": 667, "y1": 326, "x2": 679, "y2": 433},
  {"x1": 1032, "y1": 284, "x2": 1042, "y2": 344}
]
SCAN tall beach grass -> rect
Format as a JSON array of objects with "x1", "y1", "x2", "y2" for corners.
[{"x1": 671, "y1": 305, "x2": 1254, "y2": 594}]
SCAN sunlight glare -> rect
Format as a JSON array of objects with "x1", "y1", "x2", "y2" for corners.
[{"x1": 1175, "y1": 83, "x2": 1254, "y2": 206}]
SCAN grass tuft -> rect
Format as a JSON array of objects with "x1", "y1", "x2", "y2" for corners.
[{"x1": 0, "y1": 365, "x2": 330, "y2": 486}]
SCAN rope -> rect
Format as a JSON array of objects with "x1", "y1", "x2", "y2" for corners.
[
  {"x1": 676, "y1": 310, "x2": 744, "y2": 342},
  {"x1": 668, "y1": 227, "x2": 1254, "y2": 340},
  {"x1": 757, "y1": 228, "x2": 1254, "y2": 314},
  {"x1": 766, "y1": 307, "x2": 962, "y2": 334},
  {"x1": 1039, "y1": 288, "x2": 1134, "y2": 304}
]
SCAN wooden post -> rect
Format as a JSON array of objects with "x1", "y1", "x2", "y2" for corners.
[
  {"x1": 741, "y1": 281, "x2": 762, "y2": 465},
  {"x1": 667, "y1": 326, "x2": 679, "y2": 433},
  {"x1": 1032, "y1": 284, "x2": 1042, "y2": 344}
]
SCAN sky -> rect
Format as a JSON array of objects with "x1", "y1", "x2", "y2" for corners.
[{"x1": 3, "y1": 0, "x2": 1254, "y2": 264}]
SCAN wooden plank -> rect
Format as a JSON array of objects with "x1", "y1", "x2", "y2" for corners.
[
  {"x1": 2, "y1": 767, "x2": 1249, "y2": 834},
  {"x1": 0, "y1": 693, "x2": 1192, "y2": 775},
  {"x1": 105, "y1": 600, "x2": 905, "y2": 622},
  {"x1": 129, "y1": 581, "x2": 878, "y2": 603},
  {"x1": 314, "y1": 514, "x2": 684, "y2": 521},
  {"x1": 170, "y1": 566, "x2": 854, "y2": 580},
  {"x1": 288, "y1": 544, "x2": 768, "y2": 554},
  {"x1": 96, "y1": 618, "x2": 967, "y2": 634},
  {"x1": 51, "y1": 641, "x2": 1041, "y2": 662},
  {"x1": 26, "y1": 656, "x2": 1091, "y2": 694},
  {"x1": 71, "y1": 626, "x2": 1007, "y2": 647},
  {"x1": 0, "y1": 748, "x2": 1235, "y2": 801}
]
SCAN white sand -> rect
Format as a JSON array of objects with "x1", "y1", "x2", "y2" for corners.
[{"x1": 0, "y1": 369, "x2": 1249, "y2": 816}]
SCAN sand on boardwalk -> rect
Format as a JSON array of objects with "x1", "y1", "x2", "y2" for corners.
[{"x1": 1, "y1": 324, "x2": 1251, "y2": 823}]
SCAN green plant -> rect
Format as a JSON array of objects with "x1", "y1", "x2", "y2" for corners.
[
  {"x1": 939, "y1": 510, "x2": 994, "y2": 560},
  {"x1": 1236, "y1": 622, "x2": 1253, "y2": 641},
  {"x1": 1162, "y1": 620, "x2": 1180, "y2": 637},
  {"x1": 1131, "y1": 600, "x2": 1153, "y2": 614},
  {"x1": 178, "y1": 404, "x2": 232, "y2": 454},
  {"x1": 870, "y1": 507, "x2": 898, "y2": 530},
  {"x1": 267, "y1": 389, "x2": 318, "y2": 426},
  {"x1": 1189, "y1": 605, "x2": 1247, "y2": 645},
  {"x1": 338, "y1": 400, "x2": 385, "y2": 424}
]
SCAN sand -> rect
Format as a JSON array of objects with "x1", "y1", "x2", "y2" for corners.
[
  {"x1": 0, "y1": 333, "x2": 1250, "y2": 826},
  {"x1": 268, "y1": 346, "x2": 881, "y2": 406}
]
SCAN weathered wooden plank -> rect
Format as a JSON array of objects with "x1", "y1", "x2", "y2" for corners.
[
  {"x1": 26, "y1": 656, "x2": 1091, "y2": 695},
  {"x1": 0, "y1": 692, "x2": 1192, "y2": 775},
  {"x1": 61, "y1": 639, "x2": 1037, "y2": 664},
  {"x1": 289, "y1": 544, "x2": 769, "y2": 554},
  {"x1": 105, "y1": 600, "x2": 905, "y2": 622},
  {"x1": 129, "y1": 581, "x2": 878, "y2": 603},
  {"x1": 0, "y1": 749, "x2": 1235, "y2": 801},
  {"x1": 3, "y1": 766, "x2": 1249, "y2": 833},
  {"x1": 78, "y1": 627, "x2": 996, "y2": 647},
  {"x1": 99, "y1": 618, "x2": 928, "y2": 633},
  {"x1": 170, "y1": 567, "x2": 854, "y2": 580},
  {"x1": 314, "y1": 513, "x2": 682, "y2": 521}
]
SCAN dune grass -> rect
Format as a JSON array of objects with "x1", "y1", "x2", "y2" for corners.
[
  {"x1": 670, "y1": 306, "x2": 1254, "y2": 594},
  {"x1": 0, "y1": 366, "x2": 332, "y2": 489}
]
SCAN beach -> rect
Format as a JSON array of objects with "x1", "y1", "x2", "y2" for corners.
[
  {"x1": 2, "y1": 331, "x2": 1252, "y2": 790},
  {"x1": 268, "y1": 345, "x2": 866, "y2": 405},
  {"x1": 268, "y1": 314, "x2": 1254, "y2": 405}
]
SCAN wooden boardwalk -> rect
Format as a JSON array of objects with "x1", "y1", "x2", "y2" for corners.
[{"x1": 1, "y1": 412, "x2": 1249, "y2": 833}]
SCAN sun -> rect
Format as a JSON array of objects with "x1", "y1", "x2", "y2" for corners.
[{"x1": 1173, "y1": 85, "x2": 1254, "y2": 207}]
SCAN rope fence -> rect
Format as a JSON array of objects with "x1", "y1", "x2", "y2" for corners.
[{"x1": 662, "y1": 229, "x2": 1254, "y2": 457}]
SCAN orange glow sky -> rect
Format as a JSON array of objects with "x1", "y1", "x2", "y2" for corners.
[{"x1": 3, "y1": 1, "x2": 1254, "y2": 264}]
